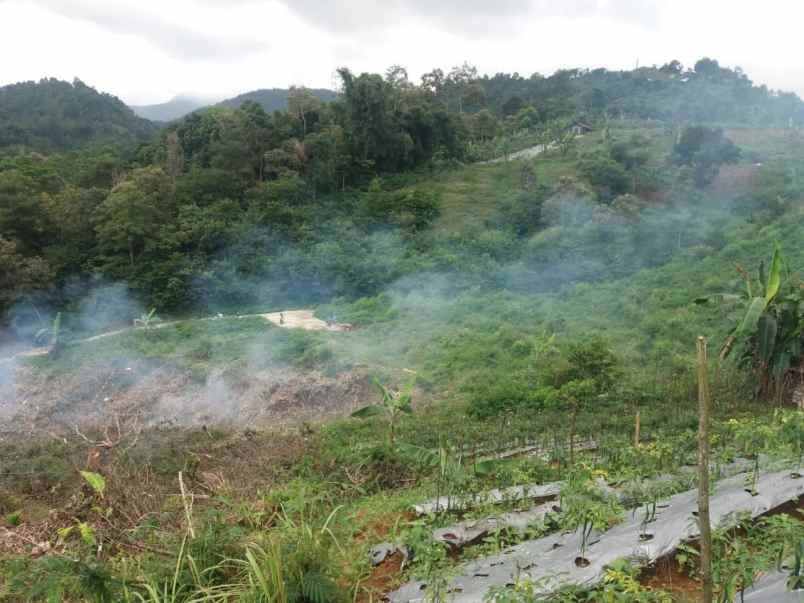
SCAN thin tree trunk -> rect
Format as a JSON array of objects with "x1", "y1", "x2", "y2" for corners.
[
  {"x1": 697, "y1": 336, "x2": 713, "y2": 603},
  {"x1": 569, "y1": 407, "x2": 577, "y2": 466}
]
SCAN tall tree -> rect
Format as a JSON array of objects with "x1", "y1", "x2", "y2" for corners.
[
  {"x1": 0, "y1": 169, "x2": 51, "y2": 253},
  {"x1": 95, "y1": 167, "x2": 174, "y2": 272},
  {"x1": 288, "y1": 86, "x2": 322, "y2": 137},
  {"x1": 0, "y1": 237, "x2": 52, "y2": 315}
]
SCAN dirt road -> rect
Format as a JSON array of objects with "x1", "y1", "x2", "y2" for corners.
[
  {"x1": 0, "y1": 309, "x2": 349, "y2": 365},
  {"x1": 477, "y1": 143, "x2": 550, "y2": 165}
]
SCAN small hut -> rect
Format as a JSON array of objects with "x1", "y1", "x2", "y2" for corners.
[{"x1": 568, "y1": 121, "x2": 594, "y2": 136}]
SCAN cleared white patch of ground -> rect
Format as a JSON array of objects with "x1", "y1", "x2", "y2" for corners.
[
  {"x1": 0, "y1": 309, "x2": 351, "y2": 364},
  {"x1": 256, "y1": 309, "x2": 351, "y2": 331}
]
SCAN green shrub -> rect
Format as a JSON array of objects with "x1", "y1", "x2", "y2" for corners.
[{"x1": 468, "y1": 376, "x2": 558, "y2": 418}]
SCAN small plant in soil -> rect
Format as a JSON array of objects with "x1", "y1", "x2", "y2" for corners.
[
  {"x1": 675, "y1": 542, "x2": 700, "y2": 577},
  {"x1": 559, "y1": 471, "x2": 622, "y2": 567},
  {"x1": 743, "y1": 466, "x2": 760, "y2": 496},
  {"x1": 759, "y1": 514, "x2": 804, "y2": 572},
  {"x1": 787, "y1": 539, "x2": 804, "y2": 591},
  {"x1": 601, "y1": 559, "x2": 672, "y2": 602},
  {"x1": 636, "y1": 497, "x2": 658, "y2": 542},
  {"x1": 729, "y1": 418, "x2": 770, "y2": 495},
  {"x1": 624, "y1": 478, "x2": 675, "y2": 543},
  {"x1": 4, "y1": 510, "x2": 21, "y2": 527},
  {"x1": 711, "y1": 517, "x2": 762, "y2": 603},
  {"x1": 134, "y1": 307, "x2": 162, "y2": 338},
  {"x1": 778, "y1": 410, "x2": 804, "y2": 477}
]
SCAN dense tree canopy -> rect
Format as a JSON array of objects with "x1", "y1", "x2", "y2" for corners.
[
  {"x1": 0, "y1": 79, "x2": 156, "y2": 151},
  {"x1": 0, "y1": 59, "x2": 802, "y2": 336}
]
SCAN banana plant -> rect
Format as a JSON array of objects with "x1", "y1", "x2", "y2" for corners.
[
  {"x1": 134, "y1": 308, "x2": 161, "y2": 330},
  {"x1": 696, "y1": 244, "x2": 803, "y2": 401},
  {"x1": 35, "y1": 312, "x2": 66, "y2": 356},
  {"x1": 351, "y1": 371, "x2": 416, "y2": 447}
]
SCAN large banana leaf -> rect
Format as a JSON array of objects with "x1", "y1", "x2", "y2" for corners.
[
  {"x1": 758, "y1": 259, "x2": 767, "y2": 293},
  {"x1": 765, "y1": 244, "x2": 782, "y2": 304},
  {"x1": 725, "y1": 296, "x2": 769, "y2": 360},
  {"x1": 756, "y1": 314, "x2": 778, "y2": 364}
]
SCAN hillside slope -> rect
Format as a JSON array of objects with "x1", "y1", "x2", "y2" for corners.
[
  {"x1": 216, "y1": 87, "x2": 337, "y2": 112},
  {"x1": 0, "y1": 78, "x2": 158, "y2": 151}
]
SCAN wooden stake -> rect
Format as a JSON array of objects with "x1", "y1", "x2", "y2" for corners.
[
  {"x1": 569, "y1": 406, "x2": 577, "y2": 467},
  {"x1": 634, "y1": 409, "x2": 641, "y2": 448},
  {"x1": 696, "y1": 337, "x2": 713, "y2": 603}
]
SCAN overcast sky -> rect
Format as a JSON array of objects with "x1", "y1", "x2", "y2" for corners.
[{"x1": 2, "y1": 0, "x2": 803, "y2": 106}]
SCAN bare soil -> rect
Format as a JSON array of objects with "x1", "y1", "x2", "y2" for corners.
[
  {"x1": 2, "y1": 359, "x2": 374, "y2": 437},
  {"x1": 259, "y1": 309, "x2": 351, "y2": 331}
]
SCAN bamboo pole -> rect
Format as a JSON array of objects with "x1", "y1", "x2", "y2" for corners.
[{"x1": 697, "y1": 336, "x2": 713, "y2": 603}]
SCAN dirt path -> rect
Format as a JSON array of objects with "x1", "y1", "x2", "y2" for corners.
[
  {"x1": 477, "y1": 142, "x2": 550, "y2": 165},
  {"x1": 0, "y1": 309, "x2": 350, "y2": 365}
]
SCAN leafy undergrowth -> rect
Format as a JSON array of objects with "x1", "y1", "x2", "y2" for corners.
[
  {"x1": 26, "y1": 317, "x2": 343, "y2": 381},
  {"x1": 3, "y1": 123, "x2": 804, "y2": 600},
  {"x1": 2, "y1": 373, "x2": 803, "y2": 602}
]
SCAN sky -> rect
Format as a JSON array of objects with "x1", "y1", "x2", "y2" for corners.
[{"x1": 1, "y1": 0, "x2": 804, "y2": 106}]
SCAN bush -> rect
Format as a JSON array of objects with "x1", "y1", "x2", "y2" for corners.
[
  {"x1": 468, "y1": 375, "x2": 559, "y2": 418},
  {"x1": 559, "y1": 335, "x2": 621, "y2": 392},
  {"x1": 275, "y1": 330, "x2": 334, "y2": 368},
  {"x1": 578, "y1": 153, "x2": 631, "y2": 201}
]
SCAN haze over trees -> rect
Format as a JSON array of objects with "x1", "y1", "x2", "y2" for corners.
[
  {"x1": 1, "y1": 58, "x2": 803, "y2": 330},
  {"x1": 3, "y1": 53, "x2": 804, "y2": 603}
]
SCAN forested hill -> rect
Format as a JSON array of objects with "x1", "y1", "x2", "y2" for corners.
[
  {"x1": 215, "y1": 87, "x2": 338, "y2": 113},
  {"x1": 130, "y1": 89, "x2": 338, "y2": 123},
  {"x1": 477, "y1": 58, "x2": 804, "y2": 124},
  {"x1": 0, "y1": 78, "x2": 158, "y2": 151},
  {"x1": 3, "y1": 58, "x2": 804, "y2": 337}
]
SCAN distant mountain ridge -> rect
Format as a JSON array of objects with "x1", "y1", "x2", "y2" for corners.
[
  {"x1": 0, "y1": 78, "x2": 158, "y2": 151},
  {"x1": 130, "y1": 95, "x2": 209, "y2": 122},
  {"x1": 215, "y1": 88, "x2": 338, "y2": 113},
  {"x1": 131, "y1": 88, "x2": 339, "y2": 122}
]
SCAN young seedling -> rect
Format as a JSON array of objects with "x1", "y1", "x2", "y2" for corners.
[
  {"x1": 351, "y1": 371, "x2": 417, "y2": 447},
  {"x1": 788, "y1": 539, "x2": 804, "y2": 591},
  {"x1": 779, "y1": 410, "x2": 804, "y2": 477},
  {"x1": 134, "y1": 308, "x2": 161, "y2": 330},
  {"x1": 560, "y1": 470, "x2": 621, "y2": 567},
  {"x1": 730, "y1": 419, "x2": 767, "y2": 496},
  {"x1": 637, "y1": 496, "x2": 658, "y2": 542}
]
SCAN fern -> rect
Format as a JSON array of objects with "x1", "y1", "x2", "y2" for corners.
[
  {"x1": 299, "y1": 570, "x2": 338, "y2": 603},
  {"x1": 7, "y1": 555, "x2": 120, "y2": 603}
]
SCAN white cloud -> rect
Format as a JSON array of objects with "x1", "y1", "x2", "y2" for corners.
[
  {"x1": 35, "y1": 0, "x2": 268, "y2": 61},
  {"x1": 0, "y1": 0, "x2": 802, "y2": 105}
]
